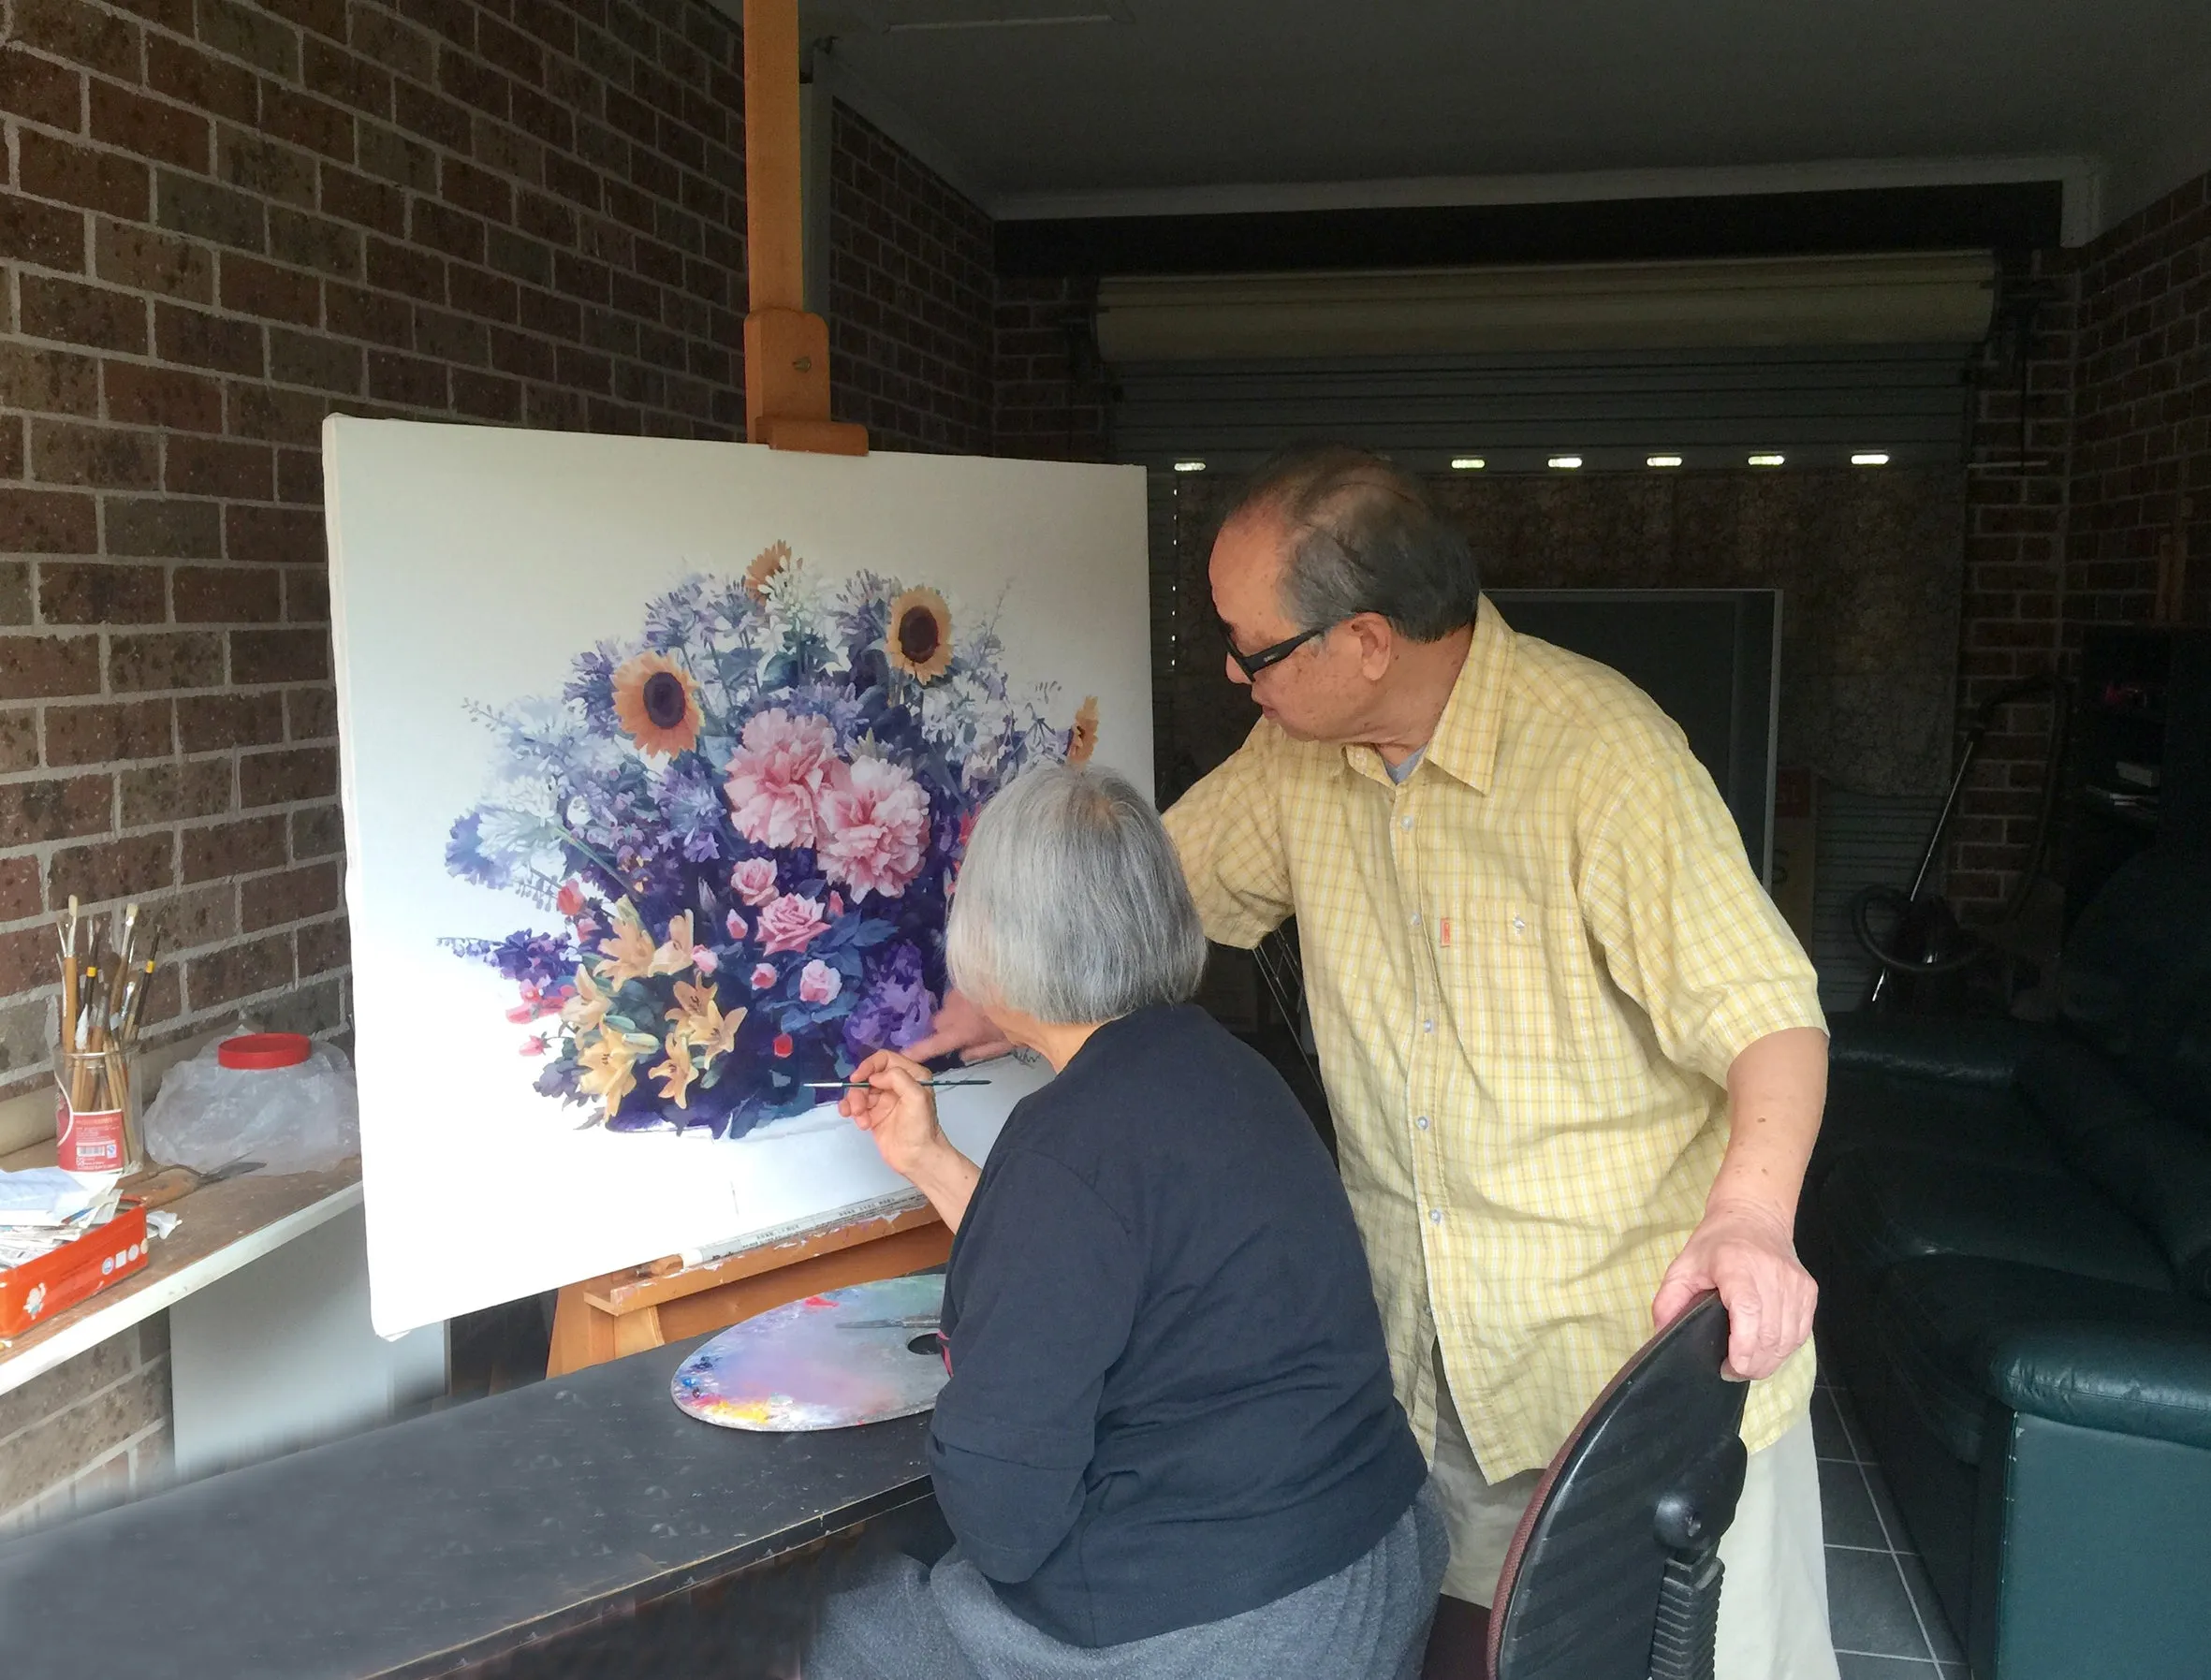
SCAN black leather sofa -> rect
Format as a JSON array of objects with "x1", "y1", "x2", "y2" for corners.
[{"x1": 1802, "y1": 843, "x2": 2211, "y2": 1680}]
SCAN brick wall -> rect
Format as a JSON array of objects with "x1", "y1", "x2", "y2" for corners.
[
  {"x1": 0, "y1": 0, "x2": 754, "y2": 1108},
  {"x1": 992, "y1": 272, "x2": 1106, "y2": 461},
  {"x1": 0, "y1": 1311, "x2": 169, "y2": 1532},
  {"x1": 827, "y1": 100, "x2": 991, "y2": 454}
]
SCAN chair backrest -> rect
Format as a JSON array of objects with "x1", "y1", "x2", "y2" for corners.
[
  {"x1": 1486, "y1": 1293, "x2": 1748, "y2": 1680},
  {"x1": 2061, "y1": 843, "x2": 2211, "y2": 1126}
]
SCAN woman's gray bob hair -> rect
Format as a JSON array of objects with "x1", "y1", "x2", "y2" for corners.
[{"x1": 944, "y1": 766, "x2": 1208, "y2": 1025}]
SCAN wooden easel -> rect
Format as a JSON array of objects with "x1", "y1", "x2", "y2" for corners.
[{"x1": 548, "y1": 0, "x2": 928, "y2": 1378}]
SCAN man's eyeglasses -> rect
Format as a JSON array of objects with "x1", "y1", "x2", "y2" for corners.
[{"x1": 1219, "y1": 619, "x2": 1340, "y2": 681}]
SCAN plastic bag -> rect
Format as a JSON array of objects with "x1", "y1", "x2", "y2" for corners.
[{"x1": 142, "y1": 1039, "x2": 360, "y2": 1176}]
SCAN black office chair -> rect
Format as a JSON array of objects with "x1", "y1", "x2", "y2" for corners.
[{"x1": 1484, "y1": 1292, "x2": 1749, "y2": 1680}]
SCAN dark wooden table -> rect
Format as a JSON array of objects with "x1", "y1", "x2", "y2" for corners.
[{"x1": 0, "y1": 1331, "x2": 936, "y2": 1679}]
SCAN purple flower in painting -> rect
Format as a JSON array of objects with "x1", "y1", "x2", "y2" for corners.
[
  {"x1": 491, "y1": 929, "x2": 573, "y2": 988},
  {"x1": 664, "y1": 769, "x2": 725, "y2": 864},
  {"x1": 564, "y1": 641, "x2": 620, "y2": 731},
  {"x1": 843, "y1": 942, "x2": 935, "y2": 1057},
  {"x1": 445, "y1": 813, "x2": 506, "y2": 888}
]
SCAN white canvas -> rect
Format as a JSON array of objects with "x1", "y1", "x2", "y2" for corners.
[{"x1": 323, "y1": 418, "x2": 1150, "y2": 1335}]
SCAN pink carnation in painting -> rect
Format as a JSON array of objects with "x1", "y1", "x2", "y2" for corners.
[
  {"x1": 798, "y1": 959, "x2": 842, "y2": 1005},
  {"x1": 816, "y1": 757, "x2": 929, "y2": 901},
  {"x1": 756, "y1": 893, "x2": 829, "y2": 956},
  {"x1": 724, "y1": 709, "x2": 837, "y2": 850},
  {"x1": 729, "y1": 857, "x2": 779, "y2": 907}
]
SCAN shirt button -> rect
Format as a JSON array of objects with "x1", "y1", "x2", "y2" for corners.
[
  {"x1": 1409, "y1": 911, "x2": 1422, "y2": 928},
  {"x1": 1512, "y1": 915, "x2": 1528, "y2": 935},
  {"x1": 1400, "y1": 815, "x2": 1414, "y2": 830},
  {"x1": 1422, "y1": 1019, "x2": 1435, "y2": 1033},
  {"x1": 1429, "y1": 1208, "x2": 1444, "y2": 1224},
  {"x1": 1415, "y1": 1115, "x2": 1431, "y2": 1131}
]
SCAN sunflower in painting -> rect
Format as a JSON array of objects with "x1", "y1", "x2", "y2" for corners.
[
  {"x1": 885, "y1": 587, "x2": 954, "y2": 682},
  {"x1": 611, "y1": 652, "x2": 702, "y2": 756}
]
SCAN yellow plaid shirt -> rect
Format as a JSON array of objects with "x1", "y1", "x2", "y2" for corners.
[{"x1": 1164, "y1": 596, "x2": 1824, "y2": 1477}]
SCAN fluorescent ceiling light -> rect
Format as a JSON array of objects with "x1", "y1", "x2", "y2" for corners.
[
  {"x1": 1647, "y1": 455, "x2": 1683, "y2": 468},
  {"x1": 1852, "y1": 452, "x2": 1891, "y2": 466},
  {"x1": 1172, "y1": 460, "x2": 1207, "y2": 473},
  {"x1": 1450, "y1": 457, "x2": 1486, "y2": 471},
  {"x1": 1547, "y1": 455, "x2": 1583, "y2": 470},
  {"x1": 1748, "y1": 453, "x2": 1786, "y2": 467}
]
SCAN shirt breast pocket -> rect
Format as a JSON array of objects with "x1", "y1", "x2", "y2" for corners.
[{"x1": 1451, "y1": 895, "x2": 1568, "y2": 1060}]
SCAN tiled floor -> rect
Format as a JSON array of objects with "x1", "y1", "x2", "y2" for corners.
[{"x1": 1817, "y1": 1371, "x2": 1968, "y2": 1679}]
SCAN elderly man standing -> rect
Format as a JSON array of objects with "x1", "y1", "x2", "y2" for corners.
[{"x1": 920, "y1": 444, "x2": 1836, "y2": 1678}]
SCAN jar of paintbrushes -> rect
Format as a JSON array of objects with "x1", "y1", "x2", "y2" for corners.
[{"x1": 54, "y1": 897, "x2": 159, "y2": 1178}]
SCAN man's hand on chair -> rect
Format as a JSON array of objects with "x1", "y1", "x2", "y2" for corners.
[{"x1": 1650, "y1": 1200, "x2": 1818, "y2": 1381}]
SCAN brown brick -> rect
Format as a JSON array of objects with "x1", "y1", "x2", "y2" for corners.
[
  {"x1": 224, "y1": 504, "x2": 323, "y2": 564},
  {"x1": 302, "y1": 37, "x2": 390, "y2": 115},
  {"x1": 263, "y1": 0, "x2": 346, "y2": 42},
  {"x1": 410, "y1": 198, "x2": 484, "y2": 263},
  {"x1": 0, "y1": 488, "x2": 98, "y2": 552},
  {"x1": 102, "y1": 362, "x2": 225, "y2": 434},
  {"x1": 276, "y1": 446, "x2": 322, "y2": 505},
  {"x1": 185, "y1": 931, "x2": 295, "y2": 1009},
  {"x1": 290, "y1": 800, "x2": 343, "y2": 858},
  {"x1": 268, "y1": 206, "x2": 360, "y2": 277},
  {"x1": 37, "y1": 559, "x2": 167, "y2": 621},
  {"x1": 173, "y1": 565, "x2": 282, "y2": 621},
  {"x1": 0, "y1": 774, "x2": 110, "y2": 846},
  {"x1": 225, "y1": 382, "x2": 331, "y2": 444},
  {"x1": 367, "y1": 349, "x2": 447, "y2": 406},
  {"x1": 0, "y1": 702, "x2": 37, "y2": 768},
  {"x1": 90, "y1": 80, "x2": 210, "y2": 172},
  {"x1": 21, "y1": 276, "x2": 147, "y2": 354},
  {"x1": 44, "y1": 699, "x2": 173, "y2": 764},
  {"x1": 19, "y1": 132, "x2": 151, "y2": 222},
  {"x1": 0, "y1": 46, "x2": 85, "y2": 129},
  {"x1": 283, "y1": 566, "x2": 329, "y2": 624},
  {"x1": 322, "y1": 283, "x2": 409, "y2": 348},
  {"x1": 263, "y1": 85, "x2": 355, "y2": 163},
  {"x1": 154, "y1": 879, "x2": 238, "y2": 949},
  {"x1": 30, "y1": 421, "x2": 160, "y2": 489},
  {"x1": 230, "y1": 628, "x2": 329, "y2": 685},
  {"x1": 240, "y1": 743, "x2": 335, "y2": 806},
  {"x1": 48, "y1": 834, "x2": 174, "y2": 902},
  {"x1": 215, "y1": 128, "x2": 318, "y2": 208},
  {"x1": 95, "y1": 221, "x2": 214, "y2": 302},
  {"x1": 103, "y1": 497, "x2": 218, "y2": 560},
  {"x1": 447, "y1": 260, "x2": 518, "y2": 323},
  {"x1": 242, "y1": 859, "x2": 339, "y2": 929},
  {"x1": 218, "y1": 253, "x2": 319, "y2": 326},
  {"x1": 356, "y1": 119, "x2": 436, "y2": 192},
  {"x1": 157, "y1": 173, "x2": 266, "y2": 253},
  {"x1": 0, "y1": 635, "x2": 101, "y2": 698},
  {"x1": 0, "y1": 856, "x2": 40, "y2": 921},
  {"x1": 393, "y1": 77, "x2": 470, "y2": 152},
  {"x1": 319, "y1": 164, "x2": 404, "y2": 237},
  {"x1": 0, "y1": 926, "x2": 63, "y2": 997},
  {"x1": 153, "y1": 303, "x2": 266, "y2": 379},
  {"x1": 14, "y1": 0, "x2": 140, "y2": 80},
  {"x1": 364, "y1": 235, "x2": 444, "y2": 302},
  {"x1": 0, "y1": 343, "x2": 102, "y2": 416},
  {"x1": 297, "y1": 915, "x2": 348, "y2": 975},
  {"x1": 452, "y1": 368, "x2": 520, "y2": 420},
  {"x1": 148, "y1": 37, "x2": 259, "y2": 126},
  {"x1": 108, "y1": 631, "x2": 225, "y2": 692},
  {"x1": 0, "y1": 196, "x2": 86, "y2": 270},
  {"x1": 414, "y1": 307, "x2": 486, "y2": 364},
  {"x1": 120, "y1": 759, "x2": 233, "y2": 825},
  {"x1": 197, "y1": 0, "x2": 300, "y2": 77},
  {"x1": 0, "y1": 421, "x2": 20, "y2": 483},
  {"x1": 166, "y1": 435, "x2": 272, "y2": 498},
  {"x1": 285, "y1": 682, "x2": 336, "y2": 738},
  {"x1": 269, "y1": 328, "x2": 361, "y2": 392},
  {"x1": 178, "y1": 691, "x2": 284, "y2": 752}
]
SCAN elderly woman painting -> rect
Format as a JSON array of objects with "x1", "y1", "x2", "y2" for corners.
[{"x1": 806, "y1": 765, "x2": 1443, "y2": 1680}]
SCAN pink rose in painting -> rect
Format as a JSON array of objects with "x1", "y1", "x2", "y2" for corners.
[
  {"x1": 750, "y1": 962, "x2": 777, "y2": 991},
  {"x1": 725, "y1": 910, "x2": 749, "y2": 941},
  {"x1": 757, "y1": 892, "x2": 829, "y2": 955},
  {"x1": 798, "y1": 959, "x2": 842, "y2": 1005},
  {"x1": 827, "y1": 892, "x2": 844, "y2": 919},
  {"x1": 692, "y1": 946, "x2": 719, "y2": 974},
  {"x1": 724, "y1": 709, "x2": 836, "y2": 850},
  {"x1": 815, "y1": 757, "x2": 929, "y2": 901},
  {"x1": 729, "y1": 857, "x2": 780, "y2": 907}
]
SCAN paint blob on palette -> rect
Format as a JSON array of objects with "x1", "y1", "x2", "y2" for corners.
[{"x1": 672, "y1": 1274, "x2": 948, "y2": 1432}]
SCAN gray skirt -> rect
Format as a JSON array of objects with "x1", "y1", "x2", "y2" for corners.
[{"x1": 805, "y1": 1479, "x2": 1448, "y2": 1680}]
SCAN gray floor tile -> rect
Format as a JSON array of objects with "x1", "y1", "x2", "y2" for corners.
[
  {"x1": 1812, "y1": 1388, "x2": 1857, "y2": 1462},
  {"x1": 1858, "y1": 1455, "x2": 1917, "y2": 1554},
  {"x1": 1896, "y1": 1544, "x2": 1965, "y2": 1663},
  {"x1": 1827, "y1": 1546, "x2": 1933, "y2": 1660},
  {"x1": 1819, "y1": 1459, "x2": 1887, "y2": 1549},
  {"x1": 1836, "y1": 1656, "x2": 1941, "y2": 1679}
]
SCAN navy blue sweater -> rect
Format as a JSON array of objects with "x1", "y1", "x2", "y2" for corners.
[{"x1": 928, "y1": 1004, "x2": 1427, "y2": 1647}]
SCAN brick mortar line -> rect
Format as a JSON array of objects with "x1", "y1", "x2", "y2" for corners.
[{"x1": 0, "y1": 1351, "x2": 171, "y2": 1458}]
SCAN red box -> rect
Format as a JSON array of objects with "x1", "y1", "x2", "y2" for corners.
[{"x1": 0, "y1": 1199, "x2": 150, "y2": 1338}]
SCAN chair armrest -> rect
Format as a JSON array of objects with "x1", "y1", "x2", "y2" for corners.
[
  {"x1": 1992, "y1": 1322, "x2": 2211, "y2": 1451},
  {"x1": 1826, "y1": 1014, "x2": 2046, "y2": 1089}
]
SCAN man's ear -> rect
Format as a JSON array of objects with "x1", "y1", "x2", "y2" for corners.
[{"x1": 1348, "y1": 612, "x2": 1395, "y2": 679}]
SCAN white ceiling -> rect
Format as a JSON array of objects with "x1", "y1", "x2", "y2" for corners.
[{"x1": 796, "y1": 0, "x2": 2211, "y2": 234}]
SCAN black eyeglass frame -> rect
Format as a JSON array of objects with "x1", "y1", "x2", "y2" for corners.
[{"x1": 1222, "y1": 620, "x2": 1342, "y2": 680}]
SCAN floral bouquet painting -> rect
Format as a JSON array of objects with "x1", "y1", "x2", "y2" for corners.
[{"x1": 442, "y1": 542, "x2": 1097, "y2": 1142}]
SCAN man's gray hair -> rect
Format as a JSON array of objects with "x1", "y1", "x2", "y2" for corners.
[
  {"x1": 1227, "y1": 443, "x2": 1479, "y2": 642},
  {"x1": 945, "y1": 766, "x2": 1207, "y2": 1025}
]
